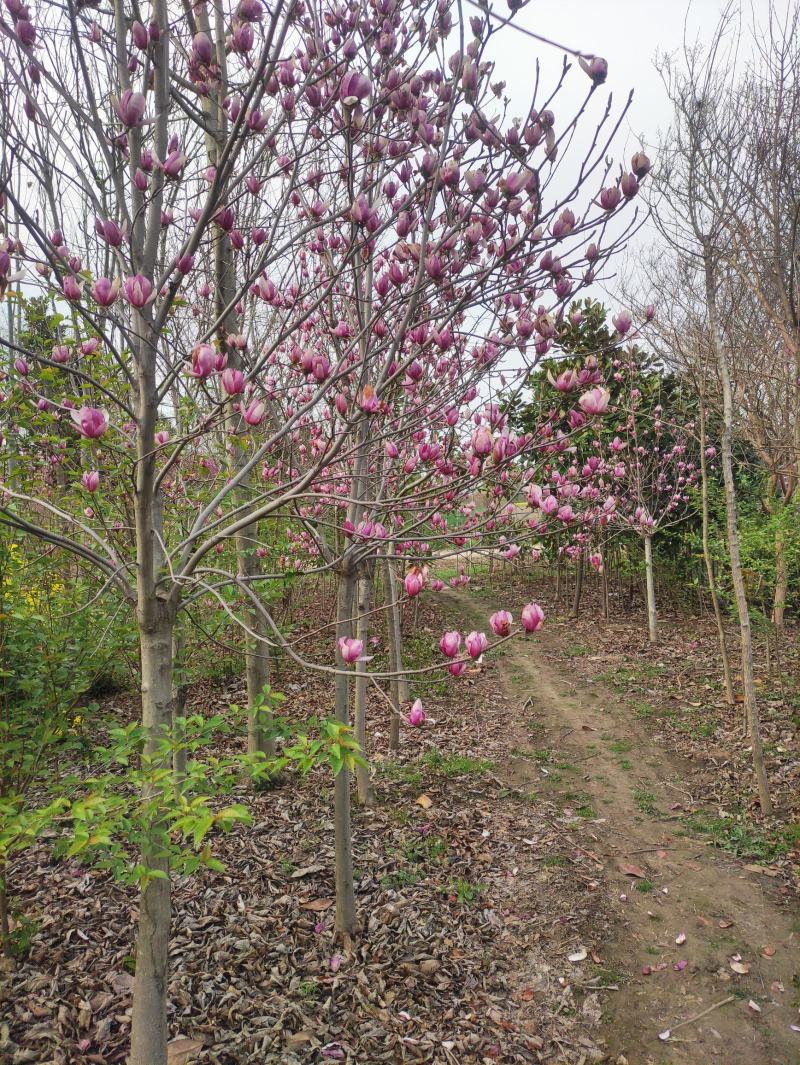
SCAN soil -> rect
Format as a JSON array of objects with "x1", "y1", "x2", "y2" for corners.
[{"x1": 444, "y1": 586, "x2": 800, "y2": 1065}]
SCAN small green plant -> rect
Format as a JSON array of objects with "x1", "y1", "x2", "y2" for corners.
[
  {"x1": 635, "y1": 879, "x2": 655, "y2": 893},
  {"x1": 632, "y1": 787, "x2": 660, "y2": 816},
  {"x1": 380, "y1": 868, "x2": 420, "y2": 890},
  {"x1": 297, "y1": 979, "x2": 320, "y2": 1001},
  {"x1": 449, "y1": 877, "x2": 484, "y2": 906},
  {"x1": 608, "y1": 739, "x2": 632, "y2": 754},
  {"x1": 423, "y1": 750, "x2": 495, "y2": 777}
]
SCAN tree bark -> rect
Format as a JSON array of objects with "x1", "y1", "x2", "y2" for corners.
[
  {"x1": 383, "y1": 550, "x2": 408, "y2": 752},
  {"x1": 171, "y1": 622, "x2": 188, "y2": 778},
  {"x1": 334, "y1": 572, "x2": 357, "y2": 934},
  {"x1": 698, "y1": 399, "x2": 735, "y2": 704},
  {"x1": 130, "y1": 618, "x2": 174, "y2": 1065},
  {"x1": 571, "y1": 555, "x2": 584, "y2": 618},
  {"x1": 643, "y1": 533, "x2": 658, "y2": 643},
  {"x1": 705, "y1": 253, "x2": 771, "y2": 814},
  {"x1": 353, "y1": 570, "x2": 374, "y2": 805},
  {"x1": 203, "y1": 4, "x2": 273, "y2": 765},
  {"x1": 772, "y1": 523, "x2": 788, "y2": 631}
]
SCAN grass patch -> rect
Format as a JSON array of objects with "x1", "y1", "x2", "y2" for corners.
[
  {"x1": 608, "y1": 739, "x2": 633, "y2": 754},
  {"x1": 635, "y1": 879, "x2": 655, "y2": 893},
  {"x1": 448, "y1": 877, "x2": 484, "y2": 906},
  {"x1": 564, "y1": 645, "x2": 592, "y2": 658},
  {"x1": 423, "y1": 749, "x2": 495, "y2": 777},
  {"x1": 378, "y1": 761, "x2": 423, "y2": 787},
  {"x1": 684, "y1": 812, "x2": 799, "y2": 863},
  {"x1": 540, "y1": 854, "x2": 567, "y2": 867},
  {"x1": 632, "y1": 787, "x2": 660, "y2": 816}
]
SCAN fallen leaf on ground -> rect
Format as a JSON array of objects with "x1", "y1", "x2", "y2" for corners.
[
  {"x1": 300, "y1": 898, "x2": 333, "y2": 912},
  {"x1": 747, "y1": 1000, "x2": 761, "y2": 1013},
  {"x1": 730, "y1": 960, "x2": 750, "y2": 975},
  {"x1": 416, "y1": 794, "x2": 433, "y2": 809},
  {"x1": 568, "y1": 947, "x2": 588, "y2": 963},
  {"x1": 619, "y1": 862, "x2": 646, "y2": 879},
  {"x1": 167, "y1": 1039, "x2": 204, "y2": 1064},
  {"x1": 761, "y1": 945, "x2": 775, "y2": 957},
  {"x1": 675, "y1": 932, "x2": 686, "y2": 945}
]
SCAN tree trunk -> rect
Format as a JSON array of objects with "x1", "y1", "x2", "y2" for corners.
[
  {"x1": 772, "y1": 523, "x2": 787, "y2": 631},
  {"x1": 171, "y1": 622, "x2": 188, "y2": 778},
  {"x1": 698, "y1": 400, "x2": 735, "y2": 705},
  {"x1": 334, "y1": 572, "x2": 357, "y2": 935},
  {"x1": 383, "y1": 550, "x2": 408, "y2": 752},
  {"x1": 130, "y1": 618, "x2": 174, "y2": 1065},
  {"x1": 643, "y1": 533, "x2": 658, "y2": 643},
  {"x1": 202, "y1": 12, "x2": 273, "y2": 767},
  {"x1": 705, "y1": 253, "x2": 771, "y2": 814},
  {"x1": 0, "y1": 865, "x2": 10, "y2": 958},
  {"x1": 353, "y1": 570, "x2": 374, "y2": 805},
  {"x1": 239, "y1": 537, "x2": 274, "y2": 759},
  {"x1": 571, "y1": 556, "x2": 584, "y2": 618}
]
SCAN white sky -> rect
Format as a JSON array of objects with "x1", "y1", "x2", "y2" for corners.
[{"x1": 486, "y1": 0, "x2": 782, "y2": 300}]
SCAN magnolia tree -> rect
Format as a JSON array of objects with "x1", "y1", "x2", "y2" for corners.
[
  {"x1": 0, "y1": 0, "x2": 644, "y2": 1059},
  {"x1": 603, "y1": 351, "x2": 697, "y2": 641}
]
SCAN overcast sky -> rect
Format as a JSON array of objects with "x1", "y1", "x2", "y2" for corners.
[{"x1": 485, "y1": 0, "x2": 782, "y2": 302}]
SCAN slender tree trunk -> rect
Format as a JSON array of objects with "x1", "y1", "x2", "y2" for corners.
[
  {"x1": 334, "y1": 571, "x2": 357, "y2": 935},
  {"x1": 772, "y1": 524, "x2": 788, "y2": 631},
  {"x1": 130, "y1": 617, "x2": 175, "y2": 1065},
  {"x1": 643, "y1": 533, "x2": 658, "y2": 643},
  {"x1": 705, "y1": 254, "x2": 771, "y2": 814},
  {"x1": 203, "y1": 8, "x2": 273, "y2": 765},
  {"x1": 383, "y1": 550, "x2": 408, "y2": 752},
  {"x1": 171, "y1": 622, "x2": 188, "y2": 778},
  {"x1": 571, "y1": 556, "x2": 584, "y2": 617},
  {"x1": 698, "y1": 400, "x2": 735, "y2": 705},
  {"x1": 601, "y1": 542, "x2": 610, "y2": 619},
  {"x1": 353, "y1": 570, "x2": 374, "y2": 805},
  {"x1": 0, "y1": 865, "x2": 10, "y2": 958}
]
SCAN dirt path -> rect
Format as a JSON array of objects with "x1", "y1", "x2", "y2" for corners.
[{"x1": 446, "y1": 590, "x2": 800, "y2": 1065}]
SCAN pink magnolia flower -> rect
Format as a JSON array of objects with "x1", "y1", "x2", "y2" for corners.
[
  {"x1": 548, "y1": 368, "x2": 579, "y2": 392},
  {"x1": 471, "y1": 426, "x2": 492, "y2": 456},
  {"x1": 91, "y1": 277, "x2": 120, "y2": 307},
  {"x1": 489, "y1": 610, "x2": 513, "y2": 637},
  {"x1": 221, "y1": 368, "x2": 245, "y2": 395},
  {"x1": 521, "y1": 602, "x2": 545, "y2": 633},
  {"x1": 340, "y1": 71, "x2": 372, "y2": 106},
  {"x1": 407, "y1": 698, "x2": 426, "y2": 726},
  {"x1": 465, "y1": 631, "x2": 488, "y2": 659},
  {"x1": 115, "y1": 88, "x2": 147, "y2": 128},
  {"x1": 71, "y1": 406, "x2": 108, "y2": 439},
  {"x1": 188, "y1": 343, "x2": 215, "y2": 380},
  {"x1": 51, "y1": 345, "x2": 70, "y2": 363},
  {"x1": 123, "y1": 274, "x2": 153, "y2": 308},
  {"x1": 81, "y1": 470, "x2": 100, "y2": 492},
  {"x1": 359, "y1": 384, "x2": 379, "y2": 413},
  {"x1": 243, "y1": 399, "x2": 265, "y2": 426},
  {"x1": 404, "y1": 571, "x2": 424, "y2": 598},
  {"x1": 439, "y1": 631, "x2": 461, "y2": 658},
  {"x1": 430, "y1": 579, "x2": 445, "y2": 592},
  {"x1": 62, "y1": 275, "x2": 83, "y2": 302},
  {"x1": 578, "y1": 387, "x2": 610, "y2": 416},
  {"x1": 447, "y1": 660, "x2": 467, "y2": 677},
  {"x1": 338, "y1": 637, "x2": 363, "y2": 664}
]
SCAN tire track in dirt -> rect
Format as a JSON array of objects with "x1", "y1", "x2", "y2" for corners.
[{"x1": 445, "y1": 589, "x2": 800, "y2": 1065}]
